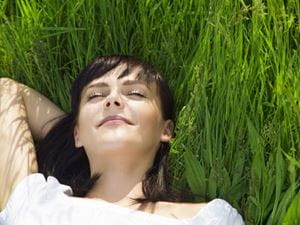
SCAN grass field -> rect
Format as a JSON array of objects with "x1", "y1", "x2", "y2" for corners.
[{"x1": 0, "y1": 0, "x2": 299, "y2": 224}]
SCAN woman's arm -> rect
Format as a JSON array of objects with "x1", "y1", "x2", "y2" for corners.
[
  {"x1": 0, "y1": 78, "x2": 66, "y2": 141},
  {"x1": 19, "y1": 81, "x2": 66, "y2": 141},
  {"x1": 0, "y1": 77, "x2": 65, "y2": 210}
]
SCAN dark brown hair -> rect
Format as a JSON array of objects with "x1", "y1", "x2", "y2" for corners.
[{"x1": 37, "y1": 55, "x2": 180, "y2": 204}]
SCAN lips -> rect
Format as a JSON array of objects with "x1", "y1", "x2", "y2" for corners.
[{"x1": 99, "y1": 115, "x2": 133, "y2": 127}]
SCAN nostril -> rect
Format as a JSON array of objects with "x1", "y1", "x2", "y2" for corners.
[
  {"x1": 114, "y1": 101, "x2": 121, "y2": 106},
  {"x1": 106, "y1": 102, "x2": 110, "y2": 107}
]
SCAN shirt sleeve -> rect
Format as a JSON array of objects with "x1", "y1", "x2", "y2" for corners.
[
  {"x1": 0, "y1": 173, "x2": 47, "y2": 224},
  {"x1": 190, "y1": 199, "x2": 245, "y2": 225}
]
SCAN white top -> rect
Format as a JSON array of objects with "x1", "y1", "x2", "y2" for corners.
[{"x1": 0, "y1": 174, "x2": 244, "y2": 225}]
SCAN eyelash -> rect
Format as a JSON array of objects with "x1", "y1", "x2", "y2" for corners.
[
  {"x1": 127, "y1": 90, "x2": 145, "y2": 97},
  {"x1": 87, "y1": 92, "x2": 105, "y2": 100},
  {"x1": 87, "y1": 90, "x2": 145, "y2": 101}
]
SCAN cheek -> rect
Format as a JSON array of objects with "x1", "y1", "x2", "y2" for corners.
[
  {"x1": 77, "y1": 106, "x2": 99, "y2": 130},
  {"x1": 134, "y1": 103, "x2": 163, "y2": 129}
]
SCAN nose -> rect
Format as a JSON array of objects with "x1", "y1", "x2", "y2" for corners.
[
  {"x1": 105, "y1": 100, "x2": 121, "y2": 107},
  {"x1": 104, "y1": 92, "x2": 124, "y2": 109}
]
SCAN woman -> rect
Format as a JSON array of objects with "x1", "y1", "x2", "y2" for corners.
[{"x1": 0, "y1": 55, "x2": 244, "y2": 224}]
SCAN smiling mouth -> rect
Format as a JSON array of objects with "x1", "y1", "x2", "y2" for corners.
[
  {"x1": 99, "y1": 116, "x2": 133, "y2": 127},
  {"x1": 102, "y1": 119, "x2": 127, "y2": 126}
]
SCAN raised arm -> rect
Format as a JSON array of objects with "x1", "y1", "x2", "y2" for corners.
[{"x1": 0, "y1": 77, "x2": 65, "y2": 210}]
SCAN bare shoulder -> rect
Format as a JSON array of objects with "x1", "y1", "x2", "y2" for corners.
[{"x1": 155, "y1": 201, "x2": 208, "y2": 220}]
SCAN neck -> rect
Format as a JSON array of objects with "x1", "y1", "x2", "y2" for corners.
[{"x1": 86, "y1": 158, "x2": 153, "y2": 206}]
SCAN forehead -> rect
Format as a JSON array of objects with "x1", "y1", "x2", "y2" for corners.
[{"x1": 84, "y1": 63, "x2": 157, "y2": 90}]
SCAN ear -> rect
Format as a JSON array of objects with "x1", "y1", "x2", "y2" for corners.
[
  {"x1": 160, "y1": 120, "x2": 174, "y2": 142},
  {"x1": 74, "y1": 126, "x2": 83, "y2": 148}
]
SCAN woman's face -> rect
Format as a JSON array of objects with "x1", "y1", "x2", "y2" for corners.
[{"x1": 74, "y1": 64, "x2": 173, "y2": 165}]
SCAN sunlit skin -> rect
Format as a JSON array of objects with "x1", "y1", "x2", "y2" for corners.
[{"x1": 73, "y1": 64, "x2": 173, "y2": 204}]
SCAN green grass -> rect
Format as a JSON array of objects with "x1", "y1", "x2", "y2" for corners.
[{"x1": 0, "y1": 0, "x2": 299, "y2": 224}]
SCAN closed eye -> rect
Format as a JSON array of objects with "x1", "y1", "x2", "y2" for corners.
[
  {"x1": 87, "y1": 92, "x2": 105, "y2": 100},
  {"x1": 127, "y1": 90, "x2": 145, "y2": 97}
]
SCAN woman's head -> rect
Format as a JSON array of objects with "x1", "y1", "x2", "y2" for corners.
[
  {"x1": 70, "y1": 55, "x2": 174, "y2": 174},
  {"x1": 38, "y1": 55, "x2": 180, "y2": 202}
]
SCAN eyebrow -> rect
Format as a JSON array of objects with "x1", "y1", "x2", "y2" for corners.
[
  {"x1": 86, "y1": 82, "x2": 109, "y2": 90},
  {"x1": 122, "y1": 80, "x2": 148, "y2": 86},
  {"x1": 85, "y1": 80, "x2": 148, "y2": 91}
]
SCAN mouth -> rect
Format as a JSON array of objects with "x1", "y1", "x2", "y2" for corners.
[{"x1": 99, "y1": 115, "x2": 134, "y2": 127}]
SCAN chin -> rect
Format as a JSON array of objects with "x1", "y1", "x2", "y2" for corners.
[{"x1": 96, "y1": 140, "x2": 141, "y2": 151}]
